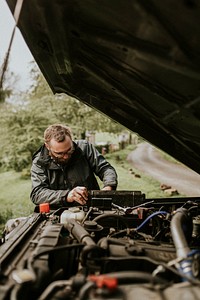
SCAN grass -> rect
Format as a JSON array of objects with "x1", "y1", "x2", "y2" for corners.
[
  {"x1": 95, "y1": 132, "x2": 120, "y2": 144},
  {"x1": 104, "y1": 145, "x2": 172, "y2": 198},
  {"x1": 0, "y1": 171, "x2": 34, "y2": 221},
  {"x1": 0, "y1": 143, "x2": 182, "y2": 231}
]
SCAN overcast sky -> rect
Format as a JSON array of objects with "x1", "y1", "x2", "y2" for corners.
[{"x1": 0, "y1": 0, "x2": 34, "y2": 91}]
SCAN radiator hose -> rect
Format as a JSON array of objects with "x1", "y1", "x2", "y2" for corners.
[{"x1": 170, "y1": 207, "x2": 197, "y2": 279}]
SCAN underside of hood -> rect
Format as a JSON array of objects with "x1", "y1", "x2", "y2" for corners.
[{"x1": 6, "y1": 0, "x2": 200, "y2": 174}]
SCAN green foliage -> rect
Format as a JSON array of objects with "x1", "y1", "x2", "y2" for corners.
[
  {"x1": 0, "y1": 67, "x2": 20, "y2": 103},
  {"x1": 0, "y1": 101, "x2": 44, "y2": 171},
  {"x1": 0, "y1": 208, "x2": 13, "y2": 224},
  {"x1": 0, "y1": 170, "x2": 34, "y2": 217},
  {"x1": 0, "y1": 170, "x2": 33, "y2": 233},
  {"x1": 0, "y1": 65, "x2": 125, "y2": 172},
  {"x1": 0, "y1": 87, "x2": 11, "y2": 103}
]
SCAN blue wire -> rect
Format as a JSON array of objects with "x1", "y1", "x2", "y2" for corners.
[
  {"x1": 136, "y1": 211, "x2": 168, "y2": 231},
  {"x1": 187, "y1": 249, "x2": 200, "y2": 257}
]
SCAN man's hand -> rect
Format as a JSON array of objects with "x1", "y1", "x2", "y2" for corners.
[
  {"x1": 102, "y1": 186, "x2": 113, "y2": 191},
  {"x1": 67, "y1": 186, "x2": 88, "y2": 205}
]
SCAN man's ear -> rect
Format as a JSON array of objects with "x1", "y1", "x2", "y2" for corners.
[{"x1": 45, "y1": 143, "x2": 49, "y2": 150}]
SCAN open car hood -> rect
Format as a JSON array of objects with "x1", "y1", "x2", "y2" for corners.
[{"x1": 6, "y1": 0, "x2": 200, "y2": 173}]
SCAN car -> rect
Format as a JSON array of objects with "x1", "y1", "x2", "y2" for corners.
[{"x1": 1, "y1": 1, "x2": 200, "y2": 299}]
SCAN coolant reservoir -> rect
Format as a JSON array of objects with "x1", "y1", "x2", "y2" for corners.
[{"x1": 60, "y1": 207, "x2": 85, "y2": 224}]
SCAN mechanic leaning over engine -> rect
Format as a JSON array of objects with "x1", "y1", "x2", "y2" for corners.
[{"x1": 30, "y1": 124, "x2": 118, "y2": 207}]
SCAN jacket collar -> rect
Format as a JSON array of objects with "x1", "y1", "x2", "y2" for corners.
[{"x1": 34, "y1": 141, "x2": 83, "y2": 169}]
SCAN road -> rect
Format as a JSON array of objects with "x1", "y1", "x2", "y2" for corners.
[{"x1": 127, "y1": 142, "x2": 200, "y2": 196}]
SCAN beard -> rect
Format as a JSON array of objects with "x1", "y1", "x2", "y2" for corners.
[
  {"x1": 55, "y1": 157, "x2": 69, "y2": 165},
  {"x1": 49, "y1": 152, "x2": 71, "y2": 165}
]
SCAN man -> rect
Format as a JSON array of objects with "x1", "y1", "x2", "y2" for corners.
[{"x1": 30, "y1": 124, "x2": 118, "y2": 207}]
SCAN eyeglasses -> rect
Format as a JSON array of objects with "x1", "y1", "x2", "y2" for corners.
[{"x1": 50, "y1": 146, "x2": 75, "y2": 158}]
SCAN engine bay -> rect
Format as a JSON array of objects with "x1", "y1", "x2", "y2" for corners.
[
  {"x1": 2, "y1": 1, "x2": 200, "y2": 299},
  {"x1": 1, "y1": 191, "x2": 200, "y2": 299}
]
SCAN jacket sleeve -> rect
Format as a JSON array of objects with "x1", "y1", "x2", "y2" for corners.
[
  {"x1": 30, "y1": 157, "x2": 69, "y2": 206},
  {"x1": 79, "y1": 140, "x2": 118, "y2": 189}
]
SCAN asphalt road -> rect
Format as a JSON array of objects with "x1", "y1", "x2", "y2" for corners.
[{"x1": 127, "y1": 142, "x2": 200, "y2": 197}]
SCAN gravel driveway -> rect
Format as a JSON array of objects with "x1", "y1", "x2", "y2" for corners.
[{"x1": 127, "y1": 142, "x2": 200, "y2": 197}]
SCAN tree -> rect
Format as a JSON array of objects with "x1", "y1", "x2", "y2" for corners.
[
  {"x1": 0, "y1": 66, "x2": 19, "y2": 103},
  {"x1": 28, "y1": 64, "x2": 124, "y2": 136},
  {"x1": 0, "y1": 64, "x2": 125, "y2": 172}
]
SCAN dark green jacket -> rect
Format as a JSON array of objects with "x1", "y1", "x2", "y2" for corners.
[{"x1": 30, "y1": 140, "x2": 118, "y2": 207}]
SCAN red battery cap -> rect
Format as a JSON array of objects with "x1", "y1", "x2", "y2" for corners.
[
  {"x1": 89, "y1": 275, "x2": 118, "y2": 290},
  {"x1": 39, "y1": 203, "x2": 50, "y2": 213}
]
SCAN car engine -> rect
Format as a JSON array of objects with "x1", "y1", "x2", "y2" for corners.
[
  {"x1": 2, "y1": 0, "x2": 200, "y2": 299},
  {"x1": 1, "y1": 190, "x2": 200, "y2": 300}
]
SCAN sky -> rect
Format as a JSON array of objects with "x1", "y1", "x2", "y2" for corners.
[{"x1": 0, "y1": 0, "x2": 34, "y2": 91}]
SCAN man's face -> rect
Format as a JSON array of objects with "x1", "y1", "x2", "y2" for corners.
[{"x1": 46, "y1": 136, "x2": 75, "y2": 165}]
